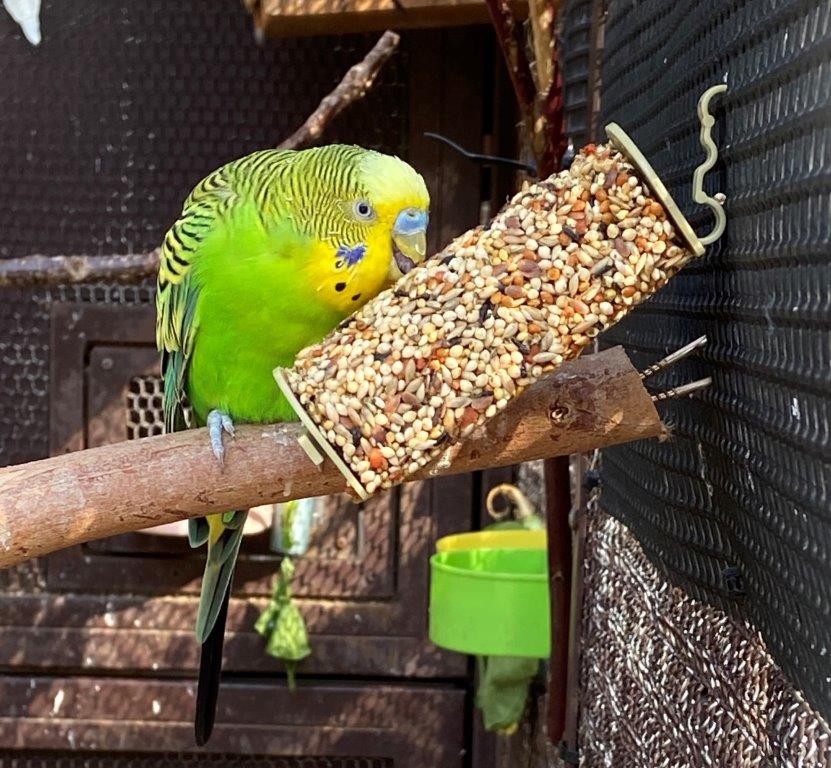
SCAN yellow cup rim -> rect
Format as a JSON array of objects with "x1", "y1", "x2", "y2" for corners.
[{"x1": 436, "y1": 529, "x2": 547, "y2": 553}]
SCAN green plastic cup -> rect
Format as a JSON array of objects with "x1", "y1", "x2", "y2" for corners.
[{"x1": 429, "y1": 547, "x2": 551, "y2": 658}]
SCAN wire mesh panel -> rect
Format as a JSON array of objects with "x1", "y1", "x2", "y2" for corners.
[
  {"x1": 126, "y1": 376, "x2": 165, "y2": 439},
  {"x1": 581, "y1": 508, "x2": 831, "y2": 768},
  {"x1": 0, "y1": 1, "x2": 409, "y2": 260},
  {"x1": 560, "y1": 0, "x2": 594, "y2": 147},
  {"x1": 126, "y1": 375, "x2": 192, "y2": 438},
  {"x1": 597, "y1": 0, "x2": 831, "y2": 722}
]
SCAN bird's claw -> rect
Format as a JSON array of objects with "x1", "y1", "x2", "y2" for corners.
[{"x1": 207, "y1": 410, "x2": 235, "y2": 466}]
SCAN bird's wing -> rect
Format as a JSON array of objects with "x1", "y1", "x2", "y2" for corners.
[{"x1": 156, "y1": 169, "x2": 237, "y2": 433}]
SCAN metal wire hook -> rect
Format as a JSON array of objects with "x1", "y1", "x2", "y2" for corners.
[{"x1": 423, "y1": 132, "x2": 537, "y2": 174}]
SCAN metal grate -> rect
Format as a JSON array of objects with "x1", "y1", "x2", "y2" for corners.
[
  {"x1": 126, "y1": 375, "x2": 165, "y2": 439},
  {"x1": 0, "y1": 754, "x2": 392, "y2": 768},
  {"x1": 595, "y1": 0, "x2": 831, "y2": 720},
  {"x1": 581, "y1": 507, "x2": 831, "y2": 768},
  {"x1": 0, "y1": 1, "x2": 409, "y2": 260},
  {"x1": 126, "y1": 375, "x2": 192, "y2": 438}
]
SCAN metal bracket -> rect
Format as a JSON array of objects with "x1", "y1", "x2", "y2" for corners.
[{"x1": 693, "y1": 84, "x2": 728, "y2": 245}]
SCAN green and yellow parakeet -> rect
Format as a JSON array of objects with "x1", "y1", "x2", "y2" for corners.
[{"x1": 155, "y1": 145, "x2": 429, "y2": 745}]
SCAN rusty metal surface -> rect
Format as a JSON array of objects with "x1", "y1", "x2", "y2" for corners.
[{"x1": 580, "y1": 507, "x2": 831, "y2": 767}]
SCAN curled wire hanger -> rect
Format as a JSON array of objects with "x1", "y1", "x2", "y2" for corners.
[{"x1": 424, "y1": 132, "x2": 537, "y2": 175}]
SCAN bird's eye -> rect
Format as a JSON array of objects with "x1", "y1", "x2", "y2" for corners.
[{"x1": 353, "y1": 200, "x2": 374, "y2": 220}]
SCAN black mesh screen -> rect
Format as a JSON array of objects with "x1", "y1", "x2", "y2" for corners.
[
  {"x1": 0, "y1": 1, "x2": 408, "y2": 258},
  {"x1": 561, "y1": 0, "x2": 593, "y2": 147},
  {"x1": 0, "y1": 0, "x2": 409, "y2": 468},
  {"x1": 594, "y1": 0, "x2": 831, "y2": 720}
]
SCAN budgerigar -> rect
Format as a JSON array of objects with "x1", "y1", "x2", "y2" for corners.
[{"x1": 155, "y1": 145, "x2": 429, "y2": 745}]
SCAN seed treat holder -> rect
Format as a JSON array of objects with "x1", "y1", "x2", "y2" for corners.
[{"x1": 275, "y1": 85, "x2": 728, "y2": 501}]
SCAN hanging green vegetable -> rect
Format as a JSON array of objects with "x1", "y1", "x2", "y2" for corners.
[{"x1": 255, "y1": 550, "x2": 311, "y2": 690}]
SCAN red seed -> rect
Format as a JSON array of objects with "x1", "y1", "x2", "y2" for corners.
[
  {"x1": 369, "y1": 448, "x2": 388, "y2": 471},
  {"x1": 460, "y1": 407, "x2": 479, "y2": 428}
]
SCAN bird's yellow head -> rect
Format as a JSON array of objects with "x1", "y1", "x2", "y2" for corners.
[
  {"x1": 358, "y1": 150, "x2": 431, "y2": 281},
  {"x1": 293, "y1": 146, "x2": 430, "y2": 314}
]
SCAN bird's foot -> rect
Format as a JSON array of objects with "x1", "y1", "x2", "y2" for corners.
[{"x1": 207, "y1": 410, "x2": 235, "y2": 466}]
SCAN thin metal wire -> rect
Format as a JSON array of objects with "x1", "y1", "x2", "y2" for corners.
[
  {"x1": 423, "y1": 132, "x2": 538, "y2": 173},
  {"x1": 639, "y1": 335, "x2": 708, "y2": 380},
  {"x1": 650, "y1": 377, "x2": 712, "y2": 403}
]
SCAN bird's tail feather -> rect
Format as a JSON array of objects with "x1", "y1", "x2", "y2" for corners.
[
  {"x1": 188, "y1": 517, "x2": 210, "y2": 548},
  {"x1": 193, "y1": 510, "x2": 247, "y2": 746},
  {"x1": 195, "y1": 512, "x2": 247, "y2": 643},
  {"x1": 195, "y1": 580, "x2": 231, "y2": 747}
]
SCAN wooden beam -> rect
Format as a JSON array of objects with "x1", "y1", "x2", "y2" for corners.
[
  {"x1": 253, "y1": 0, "x2": 528, "y2": 37},
  {"x1": 0, "y1": 347, "x2": 660, "y2": 569}
]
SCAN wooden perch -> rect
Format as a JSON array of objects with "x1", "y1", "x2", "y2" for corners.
[
  {"x1": 0, "y1": 31, "x2": 401, "y2": 290},
  {"x1": 0, "y1": 250, "x2": 161, "y2": 290},
  {"x1": 251, "y1": 0, "x2": 528, "y2": 37},
  {"x1": 0, "y1": 347, "x2": 661, "y2": 569}
]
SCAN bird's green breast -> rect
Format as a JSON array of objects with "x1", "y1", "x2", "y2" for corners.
[{"x1": 185, "y1": 205, "x2": 344, "y2": 426}]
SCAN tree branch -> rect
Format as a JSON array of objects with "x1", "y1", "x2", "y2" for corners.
[
  {"x1": 0, "y1": 31, "x2": 401, "y2": 290},
  {"x1": 536, "y1": 30, "x2": 567, "y2": 177},
  {"x1": 485, "y1": 0, "x2": 537, "y2": 118},
  {"x1": 277, "y1": 30, "x2": 400, "y2": 149},
  {"x1": 0, "y1": 348, "x2": 661, "y2": 569},
  {"x1": 0, "y1": 251, "x2": 161, "y2": 289},
  {"x1": 487, "y1": 0, "x2": 567, "y2": 176},
  {"x1": 528, "y1": 0, "x2": 558, "y2": 91},
  {"x1": 528, "y1": 0, "x2": 566, "y2": 176}
]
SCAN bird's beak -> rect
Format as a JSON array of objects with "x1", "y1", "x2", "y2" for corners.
[{"x1": 390, "y1": 208, "x2": 429, "y2": 280}]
